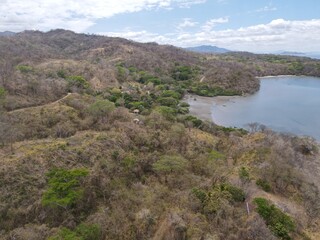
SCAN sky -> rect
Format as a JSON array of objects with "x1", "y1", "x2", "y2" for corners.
[{"x1": 1, "y1": 0, "x2": 320, "y2": 52}]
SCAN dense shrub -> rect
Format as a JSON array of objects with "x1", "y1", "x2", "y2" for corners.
[
  {"x1": 153, "y1": 155, "x2": 188, "y2": 174},
  {"x1": 157, "y1": 97, "x2": 178, "y2": 107},
  {"x1": 193, "y1": 183, "x2": 245, "y2": 216},
  {"x1": 172, "y1": 65, "x2": 196, "y2": 81},
  {"x1": 155, "y1": 106, "x2": 177, "y2": 121},
  {"x1": 67, "y1": 76, "x2": 90, "y2": 89},
  {"x1": 256, "y1": 179, "x2": 272, "y2": 192},
  {"x1": 183, "y1": 115, "x2": 203, "y2": 128},
  {"x1": 49, "y1": 223, "x2": 101, "y2": 240},
  {"x1": 239, "y1": 166, "x2": 250, "y2": 183},
  {"x1": 208, "y1": 149, "x2": 225, "y2": 160},
  {"x1": 42, "y1": 168, "x2": 89, "y2": 209},
  {"x1": 221, "y1": 183, "x2": 245, "y2": 202},
  {"x1": 160, "y1": 90, "x2": 181, "y2": 99},
  {"x1": 139, "y1": 73, "x2": 161, "y2": 85},
  {"x1": 87, "y1": 99, "x2": 115, "y2": 122},
  {"x1": 16, "y1": 64, "x2": 34, "y2": 73},
  {"x1": 190, "y1": 84, "x2": 239, "y2": 97},
  {"x1": 254, "y1": 197, "x2": 295, "y2": 239},
  {"x1": 57, "y1": 69, "x2": 67, "y2": 78}
]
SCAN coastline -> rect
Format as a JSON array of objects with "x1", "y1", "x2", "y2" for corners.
[
  {"x1": 183, "y1": 94, "x2": 242, "y2": 123},
  {"x1": 183, "y1": 94, "x2": 215, "y2": 122},
  {"x1": 257, "y1": 75, "x2": 297, "y2": 78},
  {"x1": 183, "y1": 75, "x2": 320, "y2": 141}
]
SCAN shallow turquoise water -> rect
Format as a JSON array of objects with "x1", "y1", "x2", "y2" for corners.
[{"x1": 211, "y1": 76, "x2": 320, "y2": 139}]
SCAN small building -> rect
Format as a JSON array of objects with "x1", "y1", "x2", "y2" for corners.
[{"x1": 133, "y1": 109, "x2": 140, "y2": 114}]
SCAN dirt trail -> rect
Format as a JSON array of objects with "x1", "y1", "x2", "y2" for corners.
[{"x1": 8, "y1": 93, "x2": 72, "y2": 114}]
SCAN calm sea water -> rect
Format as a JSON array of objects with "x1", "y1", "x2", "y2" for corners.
[{"x1": 211, "y1": 76, "x2": 320, "y2": 139}]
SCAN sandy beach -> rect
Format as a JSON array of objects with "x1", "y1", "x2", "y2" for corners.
[{"x1": 182, "y1": 94, "x2": 241, "y2": 122}]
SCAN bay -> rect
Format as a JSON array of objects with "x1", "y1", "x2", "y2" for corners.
[{"x1": 187, "y1": 76, "x2": 320, "y2": 140}]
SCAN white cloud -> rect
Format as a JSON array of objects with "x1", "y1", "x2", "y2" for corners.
[
  {"x1": 254, "y1": 5, "x2": 277, "y2": 13},
  {"x1": 0, "y1": 0, "x2": 206, "y2": 32},
  {"x1": 201, "y1": 17, "x2": 229, "y2": 31},
  {"x1": 100, "y1": 19, "x2": 320, "y2": 52},
  {"x1": 99, "y1": 30, "x2": 172, "y2": 43},
  {"x1": 177, "y1": 18, "x2": 198, "y2": 30},
  {"x1": 177, "y1": 0, "x2": 206, "y2": 8}
]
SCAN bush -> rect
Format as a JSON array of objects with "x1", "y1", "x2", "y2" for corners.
[
  {"x1": 67, "y1": 76, "x2": 90, "y2": 89},
  {"x1": 0, "y1": 87, "x2": 6, "y2": 109},
  {"x1": 49, "y1": 223, "x2": 101, "y2": 240},
  {"x1": 128, "y1": 101, "x2": 147, "y2": 111},
  {"x1": 155, "y1": 106, "x2": 177, "y2": 121},
  {"x1": 256, "y1": 179, "x2": 272, "y2": 192},
  {"x1": 239, "y1": 167, "x2": 250, "y2": 183},
  {"x1": 177, "y1": 106, "x2": 189, "y2": 114},
  {"x1": 42, "y1": 168, "x2": 89, "y2": 209},
  {"x1": 0, "y1": 87, "x2": 6, "y2": 99},
  {"x1": 16, "y1": 65, "x2": 34, "y2": 73},
  {"x1": 183, "y1": 115, "x2": 202, "y2": 128},
  {"x1": 157, "y1": 97, "x2": 178, "y2": 107},
  {"x1": 161, "y1": 90, "x2": 181, "y2": 99},
  {"x1": 192, "y1": 185, "x2": 232, "y2": 215},
  {"x1": 254, "y1": 197, "x2": 295, "y2": 239},
  {"x1": 221, "y1": 183, "x2": 245, "y2": 202},
  {"x1": 179, "y1": 102, "x2": 190, "y2": 108},
  {"x1": 139, "y1": 73, "x2": 161, "y2": 85},
  {"x1": 153, "y1": 155, "x2": 188, "y2": 175},
  {"x1": 87, "y1": 99, "x2": 115, "y2": 122},
  {"x1": 192, "y1": 183, "x2": 244, "y2": 216},
  {"x1": 208, "y1": 149, "x2": 225, "y2": 160},
  {"x1": 172, "y1": 65, "x2": 195, "y2": 81},
  {"x1": 190, "y1": 84, "x2": 240, "y2": 97},
  {"x1": 57, "y1": 69, "x2": 67, "y2": 78}
]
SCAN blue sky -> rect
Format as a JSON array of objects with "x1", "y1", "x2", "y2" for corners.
[{"x1": 1, "y1": 0, "x2": 320, "y2": 52}]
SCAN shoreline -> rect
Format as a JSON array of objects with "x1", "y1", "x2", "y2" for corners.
[
  {"x1": 257, "y1": 74, "x2": 320, "y2": 79},
  {"x1": 183, "y1": 75, "x2": 320, "y2": 141},
  {"x1": 183, "y1": 94, "x2": 242, "y2": 123},
  {"x1": 183, "y1": 93, "x2": 320, "y2": 143},
  {"x1": 257, "y1": 75, "x2": 298, "y2": 78}
]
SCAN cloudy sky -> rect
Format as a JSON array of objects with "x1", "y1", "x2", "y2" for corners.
[{"x1": 1, "y1": 0, "x2": 320, "y2": 52}]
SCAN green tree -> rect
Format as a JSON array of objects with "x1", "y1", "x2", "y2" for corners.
[
  {"x1": 153, "y1": 155, "x2": 188, "y2": 183},
  {"x1": 157, "y1": 97, "x2": 178, "y2": 108},
  {"x1": 67, "y1": 76, "x2": 90, "y2": 90},
  {"x1": 155, "y1": 106, "x2": 177, "y2": 121},
  {"x1": 192, "y1": 186, "x2": 232, "y2": 215},
  {"x1": 42, "y1": 168, "x2": 89, "y2": 209},
  {"x1": 49, "y1": 223, "x2": 101, "y2": 240},
  {"x1": 161, "y1": 90, "x2": 181, "y2": 99},
  {"x1": 87, "y1": 99, "x2": 115, "y2": 123}
]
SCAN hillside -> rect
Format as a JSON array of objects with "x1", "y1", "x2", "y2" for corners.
[{"x1": 1, "y1": 30, "x2": 320, "y2": 240}]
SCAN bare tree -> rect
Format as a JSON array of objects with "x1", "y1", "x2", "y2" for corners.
[{"x1": 0, "y1": 61, "x2": 14, "y2": 88}]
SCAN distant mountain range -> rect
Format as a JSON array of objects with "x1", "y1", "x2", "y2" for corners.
[
  {"x1": 275, "y1": 51, "x2": 320, "y2": 60},
  {"x1": 0, "y1": 31, "x2": 16, "y2": 36},
  {"x1": 185, "y1": 45, "x2": 231, "y2": 54},
  {"x1": 184, "y1": 46, "x2": 320, "y2": 59}
]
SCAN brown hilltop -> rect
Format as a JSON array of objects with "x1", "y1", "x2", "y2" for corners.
[{"x1": 0, "y1": 29, "x2": 261, "y2": 110}]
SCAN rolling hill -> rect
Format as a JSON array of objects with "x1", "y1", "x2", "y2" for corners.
[{"x1": 1, "y1": 30, "x2": 320, "y2": 240}]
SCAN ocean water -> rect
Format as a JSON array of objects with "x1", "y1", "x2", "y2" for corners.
[{"x1": 211, "y1": 76, "x2": 320, "y2": 139}]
